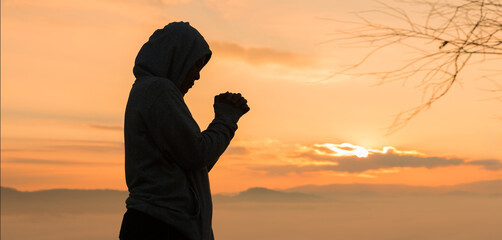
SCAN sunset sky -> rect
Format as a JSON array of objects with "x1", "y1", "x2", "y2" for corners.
[{"x1": 2, "y1": 0, "x2": 501, "y2": 193}]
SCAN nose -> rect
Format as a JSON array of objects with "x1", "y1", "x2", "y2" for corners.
[{"x1": 194, "y1": 72, "x2": 200, "y2": 81}]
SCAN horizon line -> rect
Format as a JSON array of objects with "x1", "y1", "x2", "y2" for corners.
[{"x1": 2, "y1": 178, "x2": 501, "y2": 193}]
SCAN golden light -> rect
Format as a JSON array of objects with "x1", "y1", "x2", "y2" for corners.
[
  {"x1": 313, "y1": 143, "x2": 424, "y2": 158},
  {"x1": 314, "y1": 143, "x2": 369, "y2": 158}
]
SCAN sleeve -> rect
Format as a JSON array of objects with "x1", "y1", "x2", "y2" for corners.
[{"x1": 143, "y1": 84, "x2": 239, "y2": 171}]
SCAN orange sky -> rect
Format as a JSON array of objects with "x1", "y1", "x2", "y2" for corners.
[{"x1": 1, "y1": 0, "x2": 501, "y2": 193}]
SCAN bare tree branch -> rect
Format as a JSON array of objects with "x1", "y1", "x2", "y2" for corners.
[{"x1": 326, "y1": 0, "x2": 502, "y2": 134}]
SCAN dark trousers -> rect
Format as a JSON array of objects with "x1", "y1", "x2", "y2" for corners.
[{"x1": 119, "y1": 208, "x2": 188, "y2": 240}]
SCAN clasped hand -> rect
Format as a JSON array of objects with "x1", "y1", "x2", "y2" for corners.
[{"x1": 214, "y1": 92, "x2": 250, "y2": 115}]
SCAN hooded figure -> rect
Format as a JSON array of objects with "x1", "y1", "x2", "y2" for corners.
[{"x1": 120, "y1": 22, "x2": 249, "y2": 240}]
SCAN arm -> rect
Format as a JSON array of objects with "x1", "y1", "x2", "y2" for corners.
[{"x1": 144, "y1": 84, "x2": 244, "y2": 171}]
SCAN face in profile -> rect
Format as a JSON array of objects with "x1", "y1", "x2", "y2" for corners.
[{"x1": 180, "y1": 56, "x2": 207, "y2": 95}]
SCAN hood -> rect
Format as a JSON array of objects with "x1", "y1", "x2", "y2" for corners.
[{"x1": 133, "y1": 22, "x2": 212, "y2": 88}]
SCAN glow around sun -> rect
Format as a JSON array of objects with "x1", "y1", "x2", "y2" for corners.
[{"x1": 313, "y1": 143, "x2": 424, "y2": 158}]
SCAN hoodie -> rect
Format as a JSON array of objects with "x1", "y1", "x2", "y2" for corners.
[{"x1": 124, "y1": 22, "x2": 241, "y2": 240}]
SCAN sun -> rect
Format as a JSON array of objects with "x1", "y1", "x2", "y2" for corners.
[
  {"x1": 312, "y1": 143, "x2": 425, "y2": 158},
  {"x1": 352, "y1": 147, "x2": 369, "y2": 158},
  {"x1": 314, "y1": 143, "x2": 369, "y2": 158}
]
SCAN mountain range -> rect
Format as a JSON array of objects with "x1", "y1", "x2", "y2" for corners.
[{"x1": 2, "y1": 179, "x2": 501, "y2": 215}]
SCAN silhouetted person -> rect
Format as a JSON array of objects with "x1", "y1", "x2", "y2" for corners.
[{"x1": 119, "y1": 22, "x2": 250, "y2": 240}]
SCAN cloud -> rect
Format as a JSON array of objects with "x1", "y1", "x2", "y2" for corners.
[
  {"x1": 1, "y1": 138, "x2": 124, "y2": 153},
  {"x1": 4, "y1": 0, "x2": 191, "y2": 7},
  {"x1": 86, "y1": 124, "x2": 122, "y2": 131},
  {"x1": 253, "y1": 143, "x2": 502, "y2": 175},
  {"x1": 225, "y1": 146, "x2": 249, "y2": 155},
  {"x1": 121, "y1": 0, "x2": 192, "y2": 6},
  {"x1": 46, "y1": 144, "x2": 123, "y2": 153},
  {"x1": 295, "y1": 151, "x2": 465, "y2": 173},
  {"x1": 203, "y1": 0, "x2": 254, "y2": 19},
  {"x1": 5, "y1": 157, "x2": 119, "y2": 166},
  {"x1": 210, "y1": 41, "x2": 318, "y2": 68},
  {"x1": 1, "y1": 148, "x2": 52, "y2": 153},
  {"x1": 2, "y1": 0, "x2": 171, "y2": 28},
  {"x1": 466, "y1": 159, "x2": 502, "y2": 170}
]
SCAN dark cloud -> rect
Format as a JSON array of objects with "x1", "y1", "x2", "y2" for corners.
[
  {"x1": 251, "y1": 165, "x2": 327, "y2": 176},
  {"x1": 255, "y1": 150, "x2": 502, "y2": 175},
  {"x1": 466, "y1": 159, "x2": 502, "y2": 170},
  {"x1": 300, "y1": 152, "x2": 464, "y2": 172}
]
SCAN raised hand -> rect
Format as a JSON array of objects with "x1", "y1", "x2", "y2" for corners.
[{"x1": 215, "y1": 92, "x2": 250, "y2": 115}]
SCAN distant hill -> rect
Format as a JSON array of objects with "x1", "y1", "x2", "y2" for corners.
[
  {"x1": 213, "y1": 187, "x2": 321, "y2": 202},
  {"x1": 285, "y1": 179, "x2": 502, "y2": 196},
  {"x1": 0, "y1": 187, "x2": 128, "y2": 215},
  {"x1": 2, "y1": 179, "x2": 501, "y2": 215},
  {"x1": 446, "y1": 179, "x2": 502, "y2": 194},
  {"x1": 1, "y1": 186, "x2": 319, "y2": 215}
]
